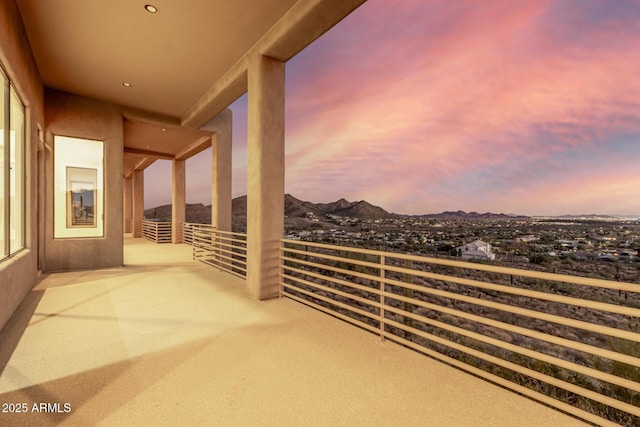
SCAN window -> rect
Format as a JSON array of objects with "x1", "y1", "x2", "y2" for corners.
[
  {"x1": 0, "y1": 71, "x2": 6, "y2": 258},
  {"x1": 9, "y1": 86, "x2": 25, "y2": 253},
  {"x1": 54, "y1": 136, "x2": 104, "y2": 238},
  {"x1": 0, "y1": 67, "x2": 25, "y2": 259}
]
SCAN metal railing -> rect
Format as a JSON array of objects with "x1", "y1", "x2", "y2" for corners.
[
  {"x1": 183, "y1": 222, "x2": 195, "y2": 245},
  {"x1": 189, "y1": 224, "x2": 247, "y2": 279},
  {"x1": 141, "y1": 220, "x2": 172, "y2": 243},
  {"x1": 280, "y1": 239, "x2": 640, "y2": 426}
]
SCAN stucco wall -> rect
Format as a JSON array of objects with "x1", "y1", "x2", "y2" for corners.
[
  {"x1": 44, "y1": 89, "x2": 123, "y2": 271},
  {"x1": 0, "y1": 0, "x2": 45, "y2": 331}
]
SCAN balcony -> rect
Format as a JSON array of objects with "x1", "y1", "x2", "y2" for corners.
[
  {"x1": 141, "y1": 220, "x2": 173, "y2": 244},
  {"x1": 0, "y1": 236, "x2": 586, "y2": 426}
]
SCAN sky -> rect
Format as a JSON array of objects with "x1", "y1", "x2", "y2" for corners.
[{"x1": 145, "y1": 0, "x2": 640, "y2": 216}]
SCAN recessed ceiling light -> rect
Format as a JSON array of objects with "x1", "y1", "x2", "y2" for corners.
[
  {"x1": 122, "y1": 82, "x2": 131, "y2": 87},
  {"x1": 145, "y1": 4, "x2": 158, "y2": 13},
  {"x1": 161, "y1": 128, "x2": 166, "y2": 132},
  {"x1": 146, "y1": 145, "x2": 151, "y2": 149}
]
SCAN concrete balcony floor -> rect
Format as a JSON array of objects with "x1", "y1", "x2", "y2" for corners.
[{"x1": 0, "y1": 236, "x2": 588, "y2": 426}]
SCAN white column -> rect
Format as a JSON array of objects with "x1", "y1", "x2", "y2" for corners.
[{"x1": 246, "y1": 54, "x2": 285, "y2": 300}]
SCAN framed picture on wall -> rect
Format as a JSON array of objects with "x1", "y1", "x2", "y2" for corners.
[{"x1": 66, "y1": 167, "x2": 97, "y2": 228}]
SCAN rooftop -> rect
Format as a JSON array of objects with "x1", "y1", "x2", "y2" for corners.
[{"x1": 0, "y1": 237, "x2": 586, "y2": 426}]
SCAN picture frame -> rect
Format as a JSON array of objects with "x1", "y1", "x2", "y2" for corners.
[{"x1": 66, "y1": 167, "x2": 97, "y2": 228}]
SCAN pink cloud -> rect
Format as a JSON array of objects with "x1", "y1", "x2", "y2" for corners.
[{"x1": 281, "y1": 0, "x2": 640, "y2": 215}]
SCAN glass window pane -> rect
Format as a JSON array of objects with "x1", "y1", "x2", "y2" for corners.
[
  {"x1": 9, "y1": 87, "x2": 24, "y2": 253},
  {"x1": 0, "y1": 76, "x2": 6, "y2": 258}
]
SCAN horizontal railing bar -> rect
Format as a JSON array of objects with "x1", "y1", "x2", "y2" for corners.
[
  {"x1": 282, "y1": 289, "x2": 380, "y2": 335},
  {"x1": 285, "y1": 248, "x2": 638, "y2": 317},
  {"x1": 212, "y1": 253, "x2": 247, "y2": 270},
  {"x1": 281, "y1": 255, "x2": 381, "y2": 284},
  {"x1": 212, "y1": 236, "x2": 248, "y2": 245},
  {"x1": 286, "y1": 253, "x2": 639, "y2": 342},
  {"x1": 193, "y1": 231, "x2": 214, "y2": 237},
  {"x1": 212, "y1": 243, "x2": 247, "y2": 253},
  {"x1": 210, "y1": 239, "x2": 247, "y2": 253},
  {"x1": 282, "y1": 272, "x2": 379, "y2": 309},
  {"x1": 281, "y1": 282, "x2": 379, "y2": 322},
  {"x1": 210, "y1": 229, "x2": 247, "y2": 238},
  {"x1": 282, "y1": 263, "x2": 380, "y2": 295},
  {"x1": 284, "y1": 252, "x2": 640, "y2": 342},
  {"x1": 282, "y1": 239, "x2": 640, "y2": 292},
  {"x1": 284, "y1": 254, "x2": 640, "y2": 388},
  {"x1": 199, "y1": 254, "x2": 247, "y2": 273},
  {"x1": 383, "y1": 276, "x2": 640, "y2": 343},
  {"x1": 282, "y1": 246, "x2": 381, "y2": 274},
  {"x1": 384, "y1": 264, "x2": 640, "y2": 318},
  {"x1": 383, "y1": 304, "x2": 640, "y2": 393},
  {"x1": 200, "y1": 258, "x2": 245, "y2": 279},
  {"x1": 385, "y1": 289, "x2": 640, "y2": 368}
]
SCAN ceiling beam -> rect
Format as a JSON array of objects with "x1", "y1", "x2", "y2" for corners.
[
  {"x1": 181, "y1": 0, "x2": 366, "y2": 129},
  {"x1": 124, "y1": 156, "x2": 158, "y2": 178},
  {"x1": 135, "y1": 157, "x2": 157, "y2": 171},
  {"x1": 261, "y1": 0, "x2": 367, "y2": 62},
  {"x1": 124, "y1": 147, "x2": 174, "y2": 160},
  {"x1": 181, "y1": 58, "x2": 248, "y2": 129},
  {"x1": 175, "y1": 135, "x2": 212, "y2": 160},
  {"x1": 123, "y1": 108, "x2": 182, "y2": 129}
]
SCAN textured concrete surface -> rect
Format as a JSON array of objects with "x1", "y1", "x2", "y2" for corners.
[{"x1": 0, "y1": 236, "x2": 588, "y2": 426}]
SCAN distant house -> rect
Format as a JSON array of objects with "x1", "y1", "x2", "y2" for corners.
[{"x1": 457, "y1": 240, "x2": 496, "y2": 261}]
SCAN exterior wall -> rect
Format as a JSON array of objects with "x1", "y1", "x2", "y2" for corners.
[
  {"x1": 0, "y1": 0, "x2": 45, "y2": 331},
  {"x1": 43, "y1": 89, "x2": 123, "y2": 271}
]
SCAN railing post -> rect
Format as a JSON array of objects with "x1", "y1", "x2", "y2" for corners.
[
  {"x1": 214, "y1": 229, "x2": 222, "y2": 272},
  {"x1": 403, "y1": 259, "x2": 414, "y2": 339},
  {"x1": 380, "y1": 254, "x2": 385, "y2": 342},
  {"x1": 278, "y1": 240, "x2": 283, "y2": 298}
]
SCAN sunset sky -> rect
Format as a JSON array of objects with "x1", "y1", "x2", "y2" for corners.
[{"x1": 146, "y1": 0, "x2": 640, "y2": 216}]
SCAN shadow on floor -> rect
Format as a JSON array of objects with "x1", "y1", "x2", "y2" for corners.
[
  {"x1": 0, "y1": 336, "x2": 213, "y2": 427},
  {"x1": 0, "y1": 285, "x2": 47, "y2": 377}
]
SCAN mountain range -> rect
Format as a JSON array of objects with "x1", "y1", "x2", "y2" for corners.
[
  {"x1": 416, "y1": 210, "x2": 529, "y2": 220},
  {"x1": 226, "y1": 194, "x2": 395, "y2": 219},
  {"x1": 145, "y1": 194, "x2": 532, "y2": 227}
]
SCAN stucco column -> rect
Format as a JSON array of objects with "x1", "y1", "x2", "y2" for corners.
[
  {"x1": 246, "y1": 54, "x2": 285, "y2": 300},
  {"x1": 209, "y1": 109, "x2": 232, "y2": 232},
  {"x1": 172, "y1": 159, "x2": 186, "y2": 243},
  {"x1": 132, "y1": 169, "x2": 144, "y2": 238},
  {"x1": 123, "y1": 176, "x2": 133, "y2": 233}
]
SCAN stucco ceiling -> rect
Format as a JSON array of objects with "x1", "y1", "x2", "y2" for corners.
[
  {"x1": 16, "y1": 0, "x2": 298, "y2": 119},
  {"x1": 16, "y1": 0, "x2": 365, "y2": 177},
  {"x1": 16, "y1": 0, "x2": 300, "y2": 176}
]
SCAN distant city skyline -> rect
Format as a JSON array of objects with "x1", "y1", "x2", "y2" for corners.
[{"x1": 145, "y1": 0, "x2": 640, "y2": 216}]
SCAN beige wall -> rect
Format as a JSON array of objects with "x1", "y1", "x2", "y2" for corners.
[
  {"x1": 43, "y1": 89, "x2": 123, "y2": 271},
  {"x1": 0, "y1": 0, "x2": 44, "y2": 331}
]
